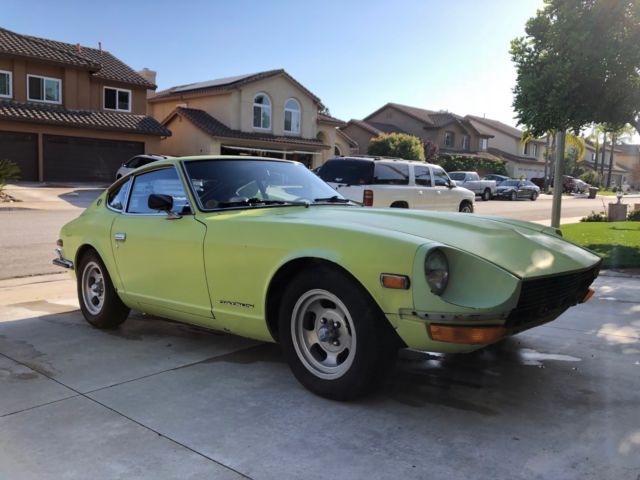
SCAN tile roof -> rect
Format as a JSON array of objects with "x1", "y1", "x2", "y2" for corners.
[
  {"x1": 488, "y1": 148, "x2": 543, "y2": 165},
  {"x1": 336, "y1": 128, "x2": 358, "y2": 148},
  {"x1": 345, "y1": 119, "x2": 408, "y2": 135},
  {"x1": 374, "y1": 103, "x2": 439, "y2": 125},
  {"x1": 152, "y1": 69, "x2": 322, "y2": 105},
  {"x1": 168, "y1": 107, "x2": 327, "y2": 148},
  {"x1": 0, "y1": 27, "x2": 154, "y2": 88},
  {"x1": 466, "y1": 115, "x2": 526, "y2": 140},
  {"x1": 0, "y1": 99, "x2": 170, "y2": 136},
  {"x1": 317, "y1": 113, "x2": 346, "y2": 126}
]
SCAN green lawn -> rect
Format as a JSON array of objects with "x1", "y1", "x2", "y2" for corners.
[{"x1": 562, "y1": 222, "x2": 640, "y2": 268}]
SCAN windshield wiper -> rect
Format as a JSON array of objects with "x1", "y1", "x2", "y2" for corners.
[
  {"x1": 313, "y1": 195, "x2": 352, "y2": 204},
  {"x1": 217, "y1": 198, "x2": 309, "y2": 208}
]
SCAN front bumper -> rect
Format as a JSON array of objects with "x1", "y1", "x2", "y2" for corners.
[{"x1": 53, "y1": 248, "x2": 74, "y2": 270}]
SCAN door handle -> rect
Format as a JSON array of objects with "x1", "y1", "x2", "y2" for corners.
[
  {"x1": 114, "y1": 233, "x2": 126, "y2": 241},
  {"x1": 418, "y1": 190, "x2": 423, "y2": 195}
]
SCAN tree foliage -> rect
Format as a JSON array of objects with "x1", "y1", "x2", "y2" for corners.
[
  {"x1": 423, "y1": 139, "x2": 439, "y2": 161},
  {"x1": 438, "y1": 156, "x2": 507, "y2": 176},
  {"x1": 511, "y1": 0, "x2": 640, "y2": 136},
  {"x1": 367, "y1": 133, "x2": 425, "y2": 161}
]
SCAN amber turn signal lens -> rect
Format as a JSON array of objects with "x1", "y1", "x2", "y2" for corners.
[
  {"x1": 380, "y1": 274, "x2": 410, "y2": 290},
  {"x1": 56, "y1": 239, "x2": 63, "y2": 247},
  {"x1": 581, "y1": 288, "x2": 595, "y2": 303},
  {"x1": 428, "y1": 324, "x2": 507, "y2": 345}
]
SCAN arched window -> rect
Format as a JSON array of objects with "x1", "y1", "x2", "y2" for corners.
[
  {"x1": 253, "y1": 93, "x2": 271, "y2": 129},
  {"x1": 284, "y1": 98, "x2": 301, "y2": 134},
  {"x1": 334, "y1": 145, "x2": 342, "y2": 156}
]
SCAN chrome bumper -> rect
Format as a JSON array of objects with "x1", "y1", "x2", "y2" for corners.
[{"x1": 53, "y1": 248, "x2": 74, "y2": 270}]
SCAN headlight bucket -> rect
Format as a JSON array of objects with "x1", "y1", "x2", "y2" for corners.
[{"x1": 425, "y1": 249, "x2": 449, "y2": 295}]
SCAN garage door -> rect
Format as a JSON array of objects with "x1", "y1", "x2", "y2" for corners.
[
  {"x1": 0, "y1": 131, "x2": 38, "y2": 181},
  {"x1": 43, "y1": 135, "x2": 144, "y2": 182}
]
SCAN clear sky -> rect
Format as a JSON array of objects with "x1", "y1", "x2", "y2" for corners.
[{"x1": 3, "y1": 0, "x2": 543, "y2": 126}]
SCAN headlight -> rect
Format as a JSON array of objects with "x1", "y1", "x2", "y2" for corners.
[{"x1": 425, "y1": 249, "x2": 449, "y2": 295}]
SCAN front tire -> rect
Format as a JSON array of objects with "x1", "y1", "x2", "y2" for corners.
[
  {"x1": 278, "y1": 267, "x2": 397, "y2": 400},
  {"x1": 531, "y1": 191, "x2": 538, "y2": 201},
  {"x1": 77, "y1": 250, "x2": 130, "y2": 329},
  {"x1": 459, "y1": 201, "x2": 473, "y2": 213},
  {"x1": 510, "y1": 191, "x2": 517, "y2": 201}
]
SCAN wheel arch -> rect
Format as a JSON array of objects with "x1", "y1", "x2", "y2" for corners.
[
  {"x1": 265, "y1": 257, "x2": 392, "y2": 343},
  {"x1": 390, "y1": 201, "x2": 409, "y2": 208}
]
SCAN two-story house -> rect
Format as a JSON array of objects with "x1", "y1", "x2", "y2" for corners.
[
  {"x1": 0, "y1": 27, "x2": 169, "y2": 182},
  {"x1": 342, "y1": 103, "x2": 496, "y2": 157},
  {"x1": 465, "y1": 115, "x2": 547, "y2": 179},
  {"x1": 149, "y1": 69, "x2": 356, "y2": 168},
  {"x1": 583, "y1": 141, "x2": 631, "y2": 187}
]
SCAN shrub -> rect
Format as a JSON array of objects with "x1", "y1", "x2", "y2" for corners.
[
  {"x1": 423, "y1": 139, "x2": 439, "y2": 162},
  {"x1": 580, "y1": 170, "x2": 602, "y2": 187},
  {"x1": 368, "y1": 133, "x2": 425, "y2": 161},
  {"x1": 438, "y1": 155, "x2": 507, "y2": 176},
  {"x1": 628, "y1": 209, "x2": 640, "y2": 221},
  {"x1": 581, "y1": 211, "x2": 607, "y2": 222},
  {"x1": 0, "y1": 159, "x2": 20, "y2": 193}
]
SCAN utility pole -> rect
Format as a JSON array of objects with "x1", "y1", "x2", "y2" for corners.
[{"x1": 551, "y1": 130, "x2": 566, "y2": 228}]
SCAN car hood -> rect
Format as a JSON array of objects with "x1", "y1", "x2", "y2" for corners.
[{"x1": 236, "y1": 207, "x2": 599, "y2": 279}]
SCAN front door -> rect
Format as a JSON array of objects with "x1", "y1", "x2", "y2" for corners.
[
  {"x1": 431, "y1": 166, "x2": 455, "y2": 211},
  {"x1": 111, "y1": 167, "x2": 212, "y2": 320}
]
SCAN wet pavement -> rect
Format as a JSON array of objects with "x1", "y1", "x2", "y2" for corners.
[{"x1": 0, "y1": 273, "x2": 638, "y2": 479}]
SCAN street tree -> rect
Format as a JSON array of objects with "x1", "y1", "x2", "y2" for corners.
[{"x1": 511, "y1": 0, "x2": 640, "y2": 227}]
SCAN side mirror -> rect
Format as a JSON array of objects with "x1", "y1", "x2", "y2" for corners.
[
  {"x1": 148, "y1": 193, "x2": 173, "y2": 212},
  {"x1": 448, "y1": 180, "x2": 456, "y2": 189}
]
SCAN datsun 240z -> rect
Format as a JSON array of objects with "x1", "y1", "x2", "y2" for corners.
[{"x1": 54, "y1": 156, "x2": 601, "y2": 400}]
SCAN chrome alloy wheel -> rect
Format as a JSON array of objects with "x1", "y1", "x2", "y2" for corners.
[
  {"x1": 82, "y1": 261, "x2": 105, "y2": 315},
  {"x1": 291, "y1": 289, "x2": 357, "y2": 380}
]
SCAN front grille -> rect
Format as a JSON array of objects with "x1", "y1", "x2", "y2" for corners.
[{"x1": 506, "y1": 264, "x2": 600, "y2": 328}]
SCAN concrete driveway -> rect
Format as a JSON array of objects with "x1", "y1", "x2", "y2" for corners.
[{"x1": 0, "y1": 273, "x2": 638, "y2": 479}]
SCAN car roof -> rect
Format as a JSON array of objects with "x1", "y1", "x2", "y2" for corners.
[{"x1": 326, "y1": 156, "x2": 441, "y2": 168}]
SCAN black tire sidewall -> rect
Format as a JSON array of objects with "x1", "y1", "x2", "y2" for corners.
[
  {"x1": 77, "y1": 250, "x2": 129, "y2": 329},
  {"x1": 279, "y1": 267, "x2": 393, "y2": 400}
]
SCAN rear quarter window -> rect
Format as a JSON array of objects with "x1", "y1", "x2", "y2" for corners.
[
  {"x1": 318, "y1": 160, "x2": 374, "y2": 185},
  {"x1": 373, "y1": 163, "x2": 409, "y2": 185}
]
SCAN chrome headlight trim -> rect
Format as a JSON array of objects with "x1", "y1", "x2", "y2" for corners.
[{"x1": 425, "y1": 249, "x2": 449, "y2": 295}]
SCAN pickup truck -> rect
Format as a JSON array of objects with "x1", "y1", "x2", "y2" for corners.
[
  {"x1": 317, "y1": 157, "x2": 475, "y2": 213},
  {"x1": 447, "y1": 171, "x2": 497, "y2": 201}
]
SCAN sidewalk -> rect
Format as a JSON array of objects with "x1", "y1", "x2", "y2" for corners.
[{"x1": 0, "y1": 183, "x2": 105, "y2": 211}]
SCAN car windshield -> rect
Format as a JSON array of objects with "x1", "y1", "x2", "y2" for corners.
[
  {"x1": 184, "y1": 159, "x2": 346, "y2": 210},
  {"x1": 318, "y1": 159, "x2": 374, "y2": 185},
  {"x1": 448, "y1": 172, "x2": 466, "y2": 181},
  {"x1": 502, "y1": 180, "x2": 521, "y2": 186}
]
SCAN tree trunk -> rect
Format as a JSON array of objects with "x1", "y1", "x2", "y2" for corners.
[
  {"x1": 543, "y1": 134, "x2": 551, "y2": 191},
  {"x1": 551, "y1": 130, "x2": 566, "y2": 228},
  {"x1": 593, "y1": 134, "x2": 599, "y2": 174},
  {"x1": 600, "y1": 132, "x2": 607, "y2": 176},
  {"x1": 606, "y1": 133, "x2": 616, "y2": 188}
]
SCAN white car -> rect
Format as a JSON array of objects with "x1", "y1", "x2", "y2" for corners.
[
  {"x1": 317, "y1": 157, "x2": 475, "y2": 212},
  {"x1": 115, "y1": 154, "x2": 172, "y2": 180}
]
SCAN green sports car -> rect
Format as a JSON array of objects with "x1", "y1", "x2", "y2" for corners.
[{"x1": 54, "y1": 156, "x2": 601, "y2": 400}]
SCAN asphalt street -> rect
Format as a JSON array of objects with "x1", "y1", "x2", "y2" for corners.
[
  {"x1": 1, "y1": 184, "x2": 635, "y2": 280},
  {"x1": 0, "y1": 273, "x2": 638, "y2": 479}
]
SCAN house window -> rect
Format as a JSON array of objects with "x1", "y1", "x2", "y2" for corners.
[
  {"x1": 532, "y1": 143, "x2": 538, "y2": 156},
  {"x1": 591, "y1": 152, "x2": 596, "y2": 161},
  {"x1": 0, "y1": 70, "x2": 12, "y2": 98},
  {"x1": 462, "y1": 135, "x2": 470, "y2": 151},
  {"x1": 444, "y1": 131, "x2": 454, "y2": 148},
  {"x1": 253, "y1": 93, "x2": 271, "y2": 130},
  {"x1": 479, "y1": 138, "x2": 488, "y2": 151},
  {"x1": 524, "y1": 142, "x2": 529, "y2": 155},
  {"x1": 334, "y1": 145, "x2": 342, "y2": 156},
  {"x1": 284, "y1": 98, "x2": 300, "y2": 134},
  {"x1": 104, "y1": 87, "x2": 131, "y2": 112},
  {"x1": 27, "y1": 75, "x2": 61, "y2": 104}
]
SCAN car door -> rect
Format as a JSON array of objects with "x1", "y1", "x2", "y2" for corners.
[
  {"x1": 431, "y1": 166, "x2": 456, "y2": 211},
  {"x1": 110, "y1": 166, "x2": 213, "y2": 320},
  {"x1": 412, "y1": 164, "x2": 439, "y2": 210}
]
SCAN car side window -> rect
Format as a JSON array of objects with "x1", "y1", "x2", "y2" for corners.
[
  {"x1": 127, "y1": 168, "x2": 191, "y2": 214},
  {"x1": 107, "y1": 178, "x2": 131, "y2": 211},
  {"x1": 125, "y1": 157, "x2": 140, "y2": 169},
  {"x1": 414, "y1": 165, "x2": 432, "y2": 186},
  {"x1": 373, "y1": 163, "x2": 409, "y2": 185},
  {"x1": 433, "y1": 167, "x2": 450, "y2": 187}
]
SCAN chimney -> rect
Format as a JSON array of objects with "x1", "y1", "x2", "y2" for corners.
[
  {"x1": 98, "y1": 41, "x2": 102, "y2": 52},
  {"x1": 76, "y1": 43, "x2": 82, "y2": 53},
  {"x1": 137, "y1": 68, "x2": 158, "y2": 99}
]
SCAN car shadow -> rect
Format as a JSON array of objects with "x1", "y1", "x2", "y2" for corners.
[{"x1": 58, "y1": 188, "x2": 105, "y2": 208}]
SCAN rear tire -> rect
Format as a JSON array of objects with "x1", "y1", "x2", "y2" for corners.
[
  {"x1": 77, "y1": 250, "x2": 130, "y2": 329},
  {"x1": 278, "y1": 267, "x2": 398, "y2": 400},
  {"x1": 481, "y1": 189, "x2": 491, "y2": 201}
]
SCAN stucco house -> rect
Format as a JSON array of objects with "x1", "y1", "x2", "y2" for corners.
[
  {"x1": 583, "y1": 141, "x2": 632, "y2": 187},
  {"x1": 0, "y1": 27, "x2": 169, "y2": 182},
  {"x1": 149, "y1": 69, "x2": 356, "y2": 168}
]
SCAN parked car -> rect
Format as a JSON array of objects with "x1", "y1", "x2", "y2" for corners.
[
  {"x1": 573, "y1": 179, "x2": 590, "y2": 194},
  {"x1": 495, "y1": 179, "x2": 541, "y2": 201},
  {"x1": 115, "y1": 154, "x2": 172, "y2": 180},
  {"x1": 483, "y1": 174, "x2": 510, "y2": 186},
  {"x1": 447, "y1": 171, "x2": 496, "y2": 201},
  {"x1": 317, "y1": 157, "x2": 475, "y2": 212},
  {"x1": 54, "y1": 156, "x2": 601, "y2": 400}
]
